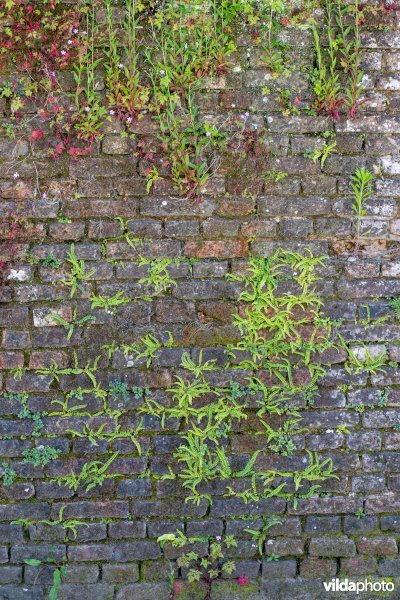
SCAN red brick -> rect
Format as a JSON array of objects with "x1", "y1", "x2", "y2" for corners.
[{"x1": 184, "y1": 240, "x2": 248, "y2": 258}]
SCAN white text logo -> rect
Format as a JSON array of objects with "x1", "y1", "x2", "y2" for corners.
[{"x1": 323, "y1": 578, "x2": 395, "y2": 594}]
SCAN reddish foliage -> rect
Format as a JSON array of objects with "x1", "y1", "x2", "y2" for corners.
[
  {"x1": 29, "y1": 129, "x2": 44, "y2": 141},
  {"x1": 0, "y1": 0, "x2": 79, "y2": 77},
  {"x1": 382, "y1": 1, "x2": 400, "y2": 9},
  {"x1": 237, "y1": 575, "x2": 250, "y2": 587}
]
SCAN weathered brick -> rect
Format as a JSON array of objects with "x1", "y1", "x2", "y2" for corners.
[
  {"x1": 366, "y1": 493, "x2": 400, "y2": 513},
  {"x1": 0, "y1": 352, "x2": 24, "y2": 370},
  {"x1": 262, "y1": 560, "x2": 297, "y2": 579},
  {"x1": 140, "y1": 197, "x2": 215, "y2": 217},
  {"x1": 108, "y1": 521, "x2": 146, "y2": 539},
  {"x1": 164, "y1": 219, "x2": 199, "y2": 238},
  {"x1": 259, "y1": 196, "x2": 333, "y2": 217},
  {"x1": 11, "y1": 544, "x2": 65, "y2": 563},
  {"x1": 343, "y1": 519, "x2": 376, "y2": 542},
  {"x1": 2, "y1": 330, "x2": 30, "y2": 349},
  {"x1": 184, "y1": 240, "x2": 248, "y2": 258},
  {"x1": 52, "y1": 501, "x2": 129, "y2": 520},
  {"x1": 300, "y1": 558, "x2": 336, "y2": 579},
  {"x1": 347, "y1": 431, "x2": 381, "y2": 451},
  {"x1": 113, "y1": 542, "x2": 161, "y2": 562},
  {"x1": 357, "y1": 536, "x2": 397, "y2": 556},
  {"x1": 48, "y1": 223, "x2": 85, "y2": 241},
  {"x1": 304, "y1": 517, "x2": 341, "y2": 534},
  {"x1": 289, "y1": 497, "x2": 361, "y2": 515},
  {"x1": 265, "y1": 538, "x2": 304, "y2": 556},
  {"x1": 210, "y1": 498, "x2": 285, "y2": 517},
  {"x1": 102, "y1": 563, "x2": 139, "y2": 583},
  {"x1": 341, "y1": 556, "x2": 378, "y2": 576},
  {"x1": 309, "y1": 537, "x2": 356, "y2": 558},
  {"x1": 68, "y1": 544, "x2": 115, "y2": 562},
  {"x1": 117, "y1": 479, "x2": 152, "y2": 498},
  {"x1": 352, "y1": 475, "x2": 385, "y2": 493},
  {"x1": 0, "y1": 567, "x2": 22, "y2": 584},
  {"x1": 56, "y1": 585, "x2": 114, "y2": 600},
  {"x1": 116, "y1": 583, "x2": 169, "y2": 600}
]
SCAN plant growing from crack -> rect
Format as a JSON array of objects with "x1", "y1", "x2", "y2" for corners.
[
  {"x1": 90, "y1": 291, "x2": 130, "y2": 314},
  {"x1": 22, "y1": 445, "x2": 61, "y2": 467},
  {"x1": 24, "y1": 554, "x2": 67, "y2": 600},
  {"x1": 49, "y1": 308, "x2": 96, "y2": 341},
  {"x1": 245, "y1": 516, "x2": 282, "y2": 556},
  {"x1": 58, "y1": 245, "x2": 95, "y2": 298},
  {"x1": 158, "y1": 532, "x2": 238, "y2": 600},
  {"x1": 55, "y1": 451, "x2": 121, "y2": 493},
  {"x1": 350, "y1": 168, "x2": 374, "y2": 254}
]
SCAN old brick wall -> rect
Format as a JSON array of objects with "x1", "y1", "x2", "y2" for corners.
[{"x1": 1, "y1": 2, "x2": 400, "y2": 600}]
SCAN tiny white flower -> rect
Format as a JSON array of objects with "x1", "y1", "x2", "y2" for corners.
[
  {"x1": 109, "y1": 109, "x2": 115, "y2": 116},
  {"x1": 216, "y1": 536, "x2": 222, "y2": 541},
  {"x1": 13, "y1": 172, "x2": 19, "y2": 179},
  {"x1": 73, "y1": 28, "x2": 79, "y2": 34},
  {"x1": 231, "y1": 103, "x2": 236, "y2": 108},
  {"x1": 82, "y1": 30, "x2": 87, "y2": 36},
  {"x1": 42, "y1": 192, "x2": 48, "y2": 199},
  {"x1": 118, "y1": 63, "x2": 124, "y2": 69},
  {"x1": 67, "y1": 40, "x2": 73, "y2": 45},
  {"x1": 84, "y1": 106, "x2": 90, "y2": 112},
  {"x1": 160, "y1": 70, "x2": 166, "y2": 75},
  {"x1": 126, "y1": 117, "x2": 132, "y2": 123},
  {"x1": 206, "y1": 131, "x2": 211, "y2": 137},
  {"x1": 61, "y1": 50, "x2": 67, "y2": 56}
]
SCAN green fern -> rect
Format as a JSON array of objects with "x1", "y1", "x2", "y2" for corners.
[{"x1": 58, "y1": 244, "x2": 95, "y2": 297}]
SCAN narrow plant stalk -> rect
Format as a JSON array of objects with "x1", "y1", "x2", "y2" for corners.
[
  {"x1": 336, "y1": 0, "x2": 365, "y2": 117},
  {"x1": 350, "y1": 167, "x2": 374, "y2": 254}
]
